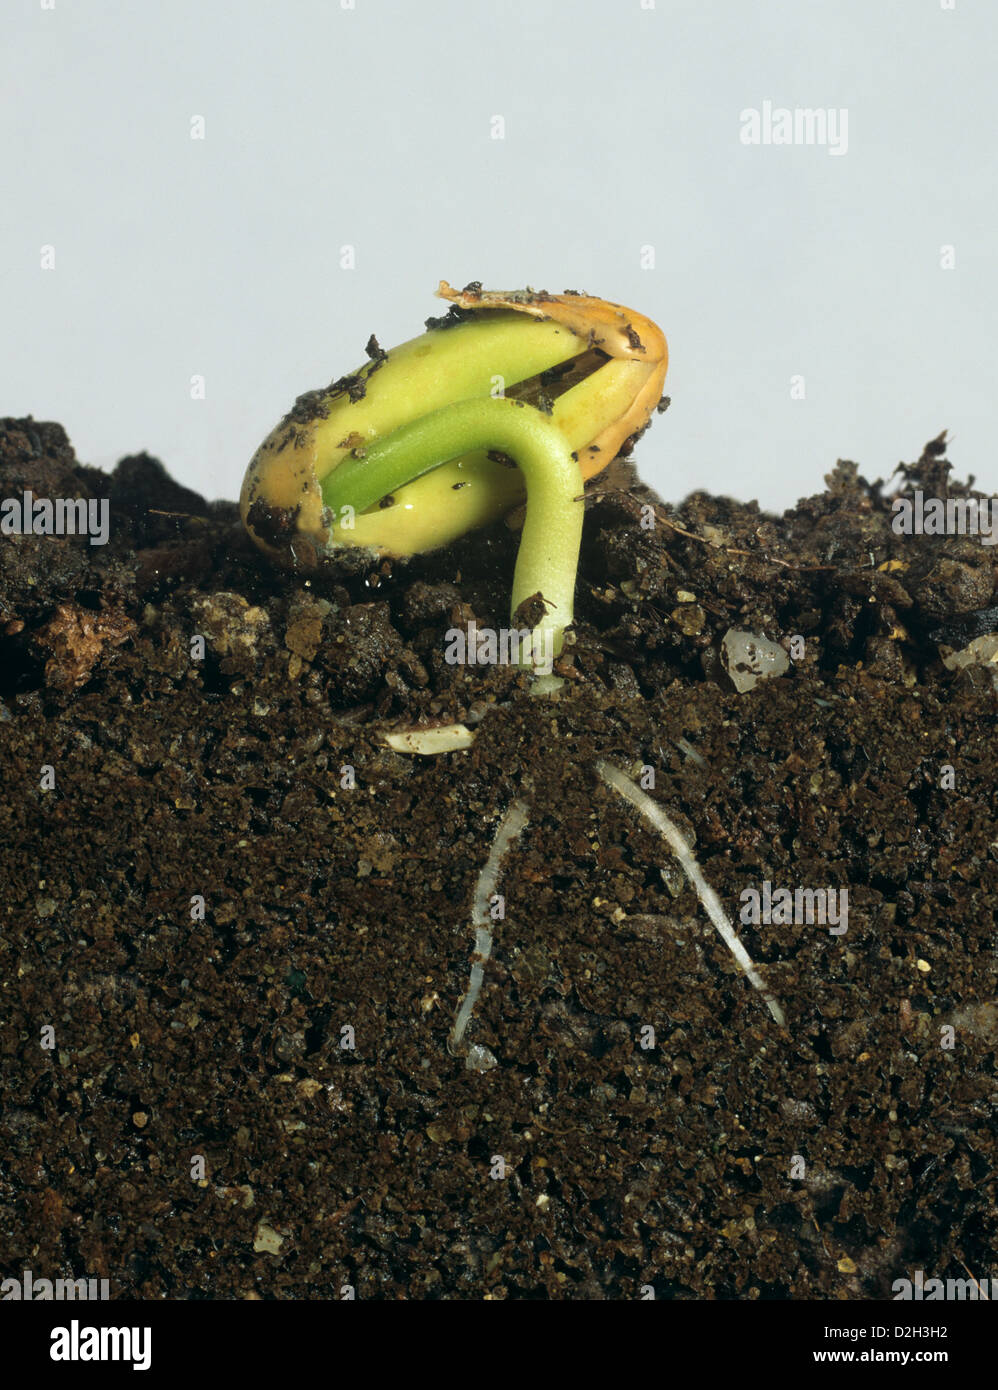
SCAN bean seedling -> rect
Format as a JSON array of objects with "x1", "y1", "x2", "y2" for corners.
[{"x1": 241, "y1": 281, "x2": 668, "y2": 666}]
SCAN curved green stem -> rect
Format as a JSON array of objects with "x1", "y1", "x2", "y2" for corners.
[{"x1": 321, "y1": 397, "x2": 584, "y2": 665}]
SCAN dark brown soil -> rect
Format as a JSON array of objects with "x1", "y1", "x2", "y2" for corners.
[{"x1": 1, "y1": 417, "x2": 995, "y2": 1300}]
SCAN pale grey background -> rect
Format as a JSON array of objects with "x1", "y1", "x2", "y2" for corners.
[{"x1": 2, "y1": 0, "x2": 994, "y2": 511}]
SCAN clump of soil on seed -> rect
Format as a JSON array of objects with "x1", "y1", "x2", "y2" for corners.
[{"x1": 1, "y1": 417, "x2": 995, "y2": 1299}]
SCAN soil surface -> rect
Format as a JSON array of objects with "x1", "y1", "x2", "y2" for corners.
[{"x1": 1, "y1": 416, "x2": 995, "y2": 1300}]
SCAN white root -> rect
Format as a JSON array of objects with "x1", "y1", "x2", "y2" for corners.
[
  {"x1": 595, "y1": 759, "x2": 786, "y2": 1028},
  {"x1": 450, "y1": 798, "x2": 530, "y2": 1063}
]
